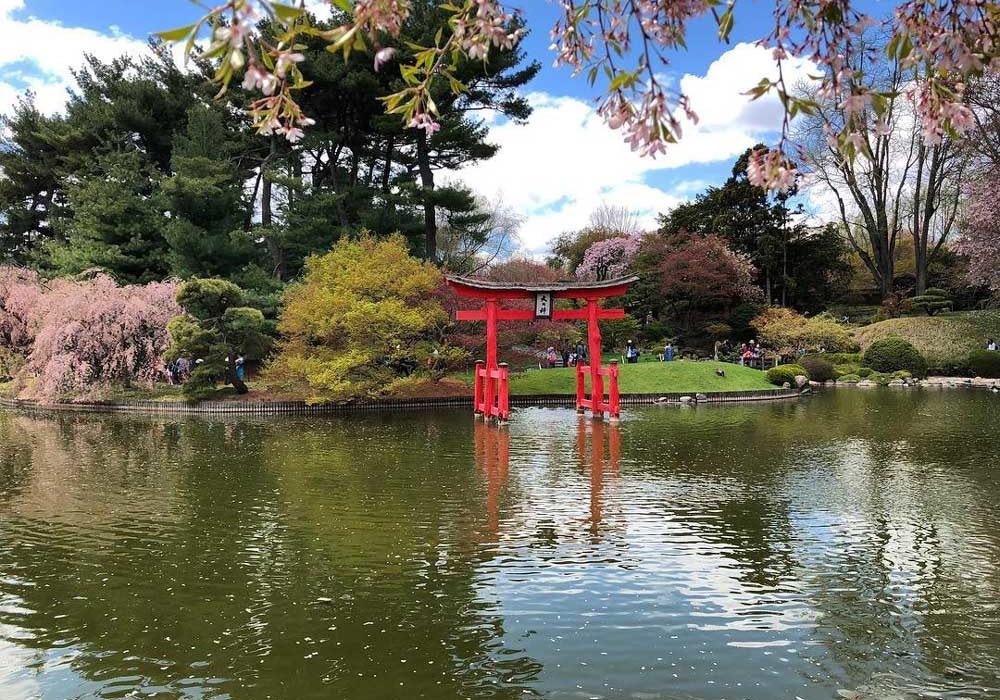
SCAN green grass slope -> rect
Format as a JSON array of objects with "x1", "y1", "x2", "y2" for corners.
[
  {"x1": 855, "y1": 310, "x2": 1000, "y2": 373},
  {"x1": 508, "y1": 360, "x2": 773, "y2": 396}
]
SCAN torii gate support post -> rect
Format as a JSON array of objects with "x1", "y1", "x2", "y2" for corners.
[
  {"x1": 470, "y1": 298, "x2": 509, "y2": 423},
  {"x1": 588, "y1": 297, "x2": 604, "y2": 416},
  {"x1": 574, "y1": 298, "x2": 621, "y2": 421}
]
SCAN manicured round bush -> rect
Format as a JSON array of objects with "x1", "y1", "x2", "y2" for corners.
[
  {"x1": 837, "y1": 373, "x2": 861, "y2": 383},
  {"x1": 766, "y1": 363, "x2": 809, "y2": 386},
  {"x1": 799, "y1": 356, "x2": 834, "y2": 383},
  {"x1": 863, "y1": 337, "x2": 927, "y2": 377},
  {"x1": 968, "y1": 350, "x2": 1000, "y2": 378},
  {"x1": 856, "y1": 366, "x2": 874, "y2": 378}
]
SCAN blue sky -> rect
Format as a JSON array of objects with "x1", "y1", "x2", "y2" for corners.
[{"x1": 0, "y1": 0, "x2": 883, "y2": 253}]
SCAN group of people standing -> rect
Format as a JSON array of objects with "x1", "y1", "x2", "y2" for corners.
[
  {"x1": 166, "y1": 357, "x2": 193, "y2": 385},
  {"x1": 165, "y1": 355, "x2": 246, "y2": 385},
  {"x1": 739, "y1": 340, "x2": 767, "y2": 369},
  {"x1": 545, "y1": 342, "x2": 589, "y2": 368}
]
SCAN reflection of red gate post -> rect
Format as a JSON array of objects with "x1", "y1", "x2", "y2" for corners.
[{"x1": 447, "y1": 275, "x2": 637, "y2": 423}]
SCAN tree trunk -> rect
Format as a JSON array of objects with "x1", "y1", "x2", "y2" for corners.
[
  {"x1": 912, "y1": 143, "x2": 928, "y2": 296},
  {"x1": 781, "y1": 205, "x2": 788, "y2": 307},
  {"x1": 381, "y1": 135, "x2": 395, "y2": 193},
  {"x1": 914, "y1": 245, "x2": 927, "y2": 296},
  {"x1": 260, "y1": 138, "x2": 286, "y2": 281},
  {"x1": 415, "y1": 129, "x2": 437, "y2": 262},
  {"x1": 878, "y1": 245, "x2": 896, "y2": 301}
]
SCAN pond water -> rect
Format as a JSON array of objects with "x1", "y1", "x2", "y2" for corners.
[{"x1": 1, "y1": 389, "x2": 999, "y2": 699}]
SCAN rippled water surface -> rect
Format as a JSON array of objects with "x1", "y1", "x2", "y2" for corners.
[{"x1": 1, "y1": 390, "x2": 999, "y2": 699}]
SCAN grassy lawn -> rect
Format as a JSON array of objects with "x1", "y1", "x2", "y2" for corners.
[
  {"x1": 507, "y1": 360, "x2": 773, "y2": 395},
  {"x1": 855, "y1": 310, "x2": 1000, "y2": 371}
]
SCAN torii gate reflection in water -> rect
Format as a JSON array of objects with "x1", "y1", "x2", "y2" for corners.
[
  {"x1": 446, "y1": 275, "x2": 639, "y2": 423},
  {"x1": 474, "y1": 417, "x2": 621, "y2": 540}
]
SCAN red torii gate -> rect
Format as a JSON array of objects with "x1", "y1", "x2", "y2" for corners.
[{"x1": 446, "y1": 275, "x2": 638, "y2": 423}]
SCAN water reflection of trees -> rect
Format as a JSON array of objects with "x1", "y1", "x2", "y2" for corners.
[
  {"x1": 622, "y1": 391, "x2": 1000, "y2": 696},
  {"x1": 0, "y1": 410, "x2": 542, "y2": 699},
  {"x1": 2, "y1": 391, "x2": 999, "y2": 697}
]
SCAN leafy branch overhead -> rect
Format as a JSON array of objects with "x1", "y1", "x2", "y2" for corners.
[{"x1": 159, "y1": 0, "x2": 997, "y2": 189}]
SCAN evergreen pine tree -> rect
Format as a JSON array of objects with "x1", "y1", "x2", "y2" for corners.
[
  {"x1": 163, "y1": 107, "x2": 255, "y2": 278},
  {"x1": 46, "y1": 148, "x2": 170, "y2": 283}
]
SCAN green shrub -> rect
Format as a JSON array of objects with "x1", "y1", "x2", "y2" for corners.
[
  {"x1": 833, "y1": 363, "x2": 860, "y2": 379},
  {"x1": 856, "y1": 366, "x2": 874, "y2": 378},
  {"x1": 813, "y1": 352, "x2": 864, "y2": 365},
  {"x1": 863, "y1": 337, "x2": 928, "y2": 377},
  {"x1": 766, "y1": 363, "x2": 809, "y2": 386},
  {"x1": 800, "y1": 356, "x2": 834, "y2": 383},
  {"x1": 892, "y1": 370, "x2": 912, "y2": 380},
  {"x1": 929, "y1": 359, "x2": 970, "y2": 377},
  {"x1": 909, "y1": 288, "x2": 953, "y2": 316},
  {"x1": 838, "y1": 373, "x2": 861, "y2": 383},
  {"x1": 868, "y1": 372, "x2": 891, "y2": 384},
  {"x1": 968, "y1": 350, "x2": 1000, "y2": 378}
]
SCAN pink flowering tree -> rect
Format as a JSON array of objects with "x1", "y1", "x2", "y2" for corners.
[
  {"x1": 160, "y1": 0, "x2": 996, "y2": 188},
  {"x1": 0, "y1": 266, "x2": 43, "y2": 380},
  {"x1": 20, "y1": 275, "x2": 181, "y2": 401},
  {"x1": 955, "y1": 170, "x2": 1000, "y2": 292},
  {"x1": 576, "y1": 235, "x2": 642, "y2": 281}
]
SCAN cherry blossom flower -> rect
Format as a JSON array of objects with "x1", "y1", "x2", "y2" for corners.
[
  {"x1": 281, "y1": 126, "x2": 305, "y2": 143},
  {"x1": 409, "y1": 113, "x2": 441, "y2": 135},
  {"x1": 747, "y1": 148, "x2": 797, "y2": 190},
  {"x1": 241, "y1": 64, "x2": 278, "y2": 95},
  {"x1": 374, "y1": 47, "x2": 396, "y2": 71},
  {"x1": 274, "y1": 50, "x2": 305, "y2": 79}
]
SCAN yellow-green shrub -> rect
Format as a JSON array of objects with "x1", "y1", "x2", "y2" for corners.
[
  {"x1": 267, "y1": 234, "x2": 456, "y2": 402},
  {"x1": 752, "y1": 308, "x2": 857, "y2": 357}
]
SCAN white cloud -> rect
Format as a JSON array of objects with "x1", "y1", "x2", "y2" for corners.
[
  {"x1": 0, "y1": 0, "x2": 149, "y2": 114},
  {"x1": 447, "y1": 42, "x2": 818, "y2": 255},
  {"x1": 305, "y1": 0, "x2": 335, "y2": 23}
]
